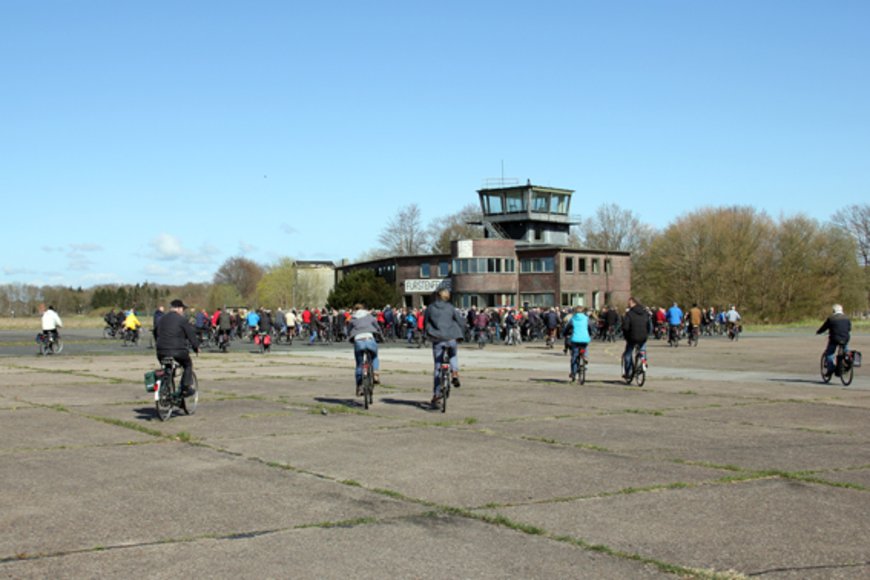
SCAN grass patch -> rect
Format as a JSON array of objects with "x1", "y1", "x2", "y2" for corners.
[
  {"x1": 624, "y1": 409, "x2": 664, "y2": 416},
  {"x1": 296, "y1": 516, "x2": 378, "y2": 530},
  {"x1": 84, "y1": 415, "x2": 164, "y2": 438},
  {"x1": 174, "y1": 431, "x2": 193, "y2": 442}
]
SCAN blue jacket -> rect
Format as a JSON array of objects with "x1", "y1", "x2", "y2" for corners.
[
  {"x1": 666, "y1": 306, "x2": 683, "y2": 326},
  {"x1": 246, "y1": 311, "x2": 260, "y2": 327},
  {"x1": 565, "y1": 313, "x2": 591, "y2": 344}
]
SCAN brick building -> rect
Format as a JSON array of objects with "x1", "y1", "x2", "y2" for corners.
[{"x1": 336, "y1": 183, "x2": 631, "y2": 310}]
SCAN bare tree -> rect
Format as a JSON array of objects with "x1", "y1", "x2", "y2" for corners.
[
  {"x1": 377, "y1": 204, "x2": 429, "y2": 256},
  {"x1": 213, "y1": 256, "x2": 264, "y2": 301},
  {"x1": 575, "y1": 203, "x2": 655, "y2": 254},
  {"x1": 427, "y1": 203, "x2": 484, "y2": 253},
  {"x1": 831, "y1": 204, "x2": 870, "y2": 267}
]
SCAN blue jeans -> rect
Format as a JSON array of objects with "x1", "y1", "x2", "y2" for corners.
[
  {"x1": 353, "y1": 338, "x2": 379, "y2": 386},
  {"x1": 623, "y1": 341, "x2": 646, "y2": 376},
  {"x1": 570, "y1": 342, "x2": 588, "y2": 376},
  {"x1": 432, "y1": 340, "x2": 458, "y2": 397},
  {"x1": 824, "y1": 340, "x2": 849, "y2": 374}
]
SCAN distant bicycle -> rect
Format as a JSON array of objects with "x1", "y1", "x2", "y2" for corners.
[
  {"x1": 123, "y1": 327, "x2": 140, "y2": 347},
  {"x1": 569, "y1": 345, "x2": 587, "y2": 385},
  {"x1": 687, "y1": 326, "x2": 700, "y2": 347},
  {"x1": 36, "y1": 331, "x2": 63, "y2": 356},
  {"x1": 820, "y1": 344, "x2": 858, "y2": 386},
  {"x1": 727, "y1": 323, "x2": 741, "y2": 341},
  {"x1": 623, "y1": 344, "x2": 647, "y2": 387},
  {"x1": 150, "y1": 356, "x2": 198, "y2": 421}
]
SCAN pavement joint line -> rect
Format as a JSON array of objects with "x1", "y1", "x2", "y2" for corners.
[
  {"x1": 744, "y1": 559, "x2": 870, "y2": 577},
  {"x1": 2, "y1": 363, "x2": 126, "y2": 384}
]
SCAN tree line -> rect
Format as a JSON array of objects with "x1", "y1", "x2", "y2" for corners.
[{"x1": 1, "y1": 203, "x2": 866, "y2": 323}]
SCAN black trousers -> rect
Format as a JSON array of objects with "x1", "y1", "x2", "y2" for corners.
[{"x1": 157, "y1": 350, "x2": 194, "y2": 389}]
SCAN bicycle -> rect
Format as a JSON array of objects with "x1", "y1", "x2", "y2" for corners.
[
  {"x1": 36, "y1": 331, "x2": 63, "y2": 356},
  {"x1": 820, "y1": 344, "x2": 856, "y2": 386},
  {"x1": 623, "y1": 344, "x2": 647, "y2": 387},
  {"x1": 505, "y1": 326, "x2": 521, "y2": 346},
  {"x1": 569, "y1": 344, "x2": 587, "y2": 385},
  {"x1": 123, "y1": 327, "x2": 140, "y2": 347},
  {"x1": 217, "y1": 330, "x2": 231, "y2": 353},
  {"x1": 255, "y1": 331, "x2": 271, "y2": 354},
  {"x1": 667, "y1": 325, "x2": 681, "y2": 348},
  {"x1": 476, "y1": 327, "x2": 490, "y2": 350},
  {"x1": 687, "y1": 325, "x2": 700, "y2": 347},
  {"x1": 151, "y1": 356, "x2": 198, "y2": 421},
  {"x1": 434, "y1": 347, "x2": 451, "y2": 413},
  {"x1": 727, "y1": 323, "x2": 741, "y2": 341},
  {"x1": 360, "y1": 350, "x2": 375, "y2": 409}
]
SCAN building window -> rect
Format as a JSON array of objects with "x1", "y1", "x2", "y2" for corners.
[
  {"x1": 578, "y1": 258, "x2": 587, "y2": 273},
  {"x1": 520, "y1": 293, "x2": 555, "y2": 307},
  {"x1": 452, "y1": 257, "x2": 515, "y2": 274},
  {"x1": 550, "y1": 194, "x2": 568, "y2": 214},
  {"x1": 604, "y1": 259, "x2": 612, "y2": 274},
  {"x1": 592, "y1": 259, "x2": 600, "y2": 274},
  {"x1": 484, "y1": 193, "x2": 503, "y2": 214},
  {"x1": 531, "y1": 192, "x2": 549, "y2": 213},
  {"x1": 420, "y1": 263, "x2": 431, "y2": 278},
  {"x1": 504, "y1": 258, "x2": 516, "y2": 273},
  {"x1": 505, "y1": 191, "x2": 526, "y2": 213},
  {"x1": 520, "y1": 258, "x2": 555, "y2": 273},
  {"x1": 561, "y1": 293, "x2": 586, "y2": 307},
  {"x1": 439, "y1": 261, "x2": 449, "y2": 277},
  {"x1": 565, "y1": 257, "x2": 574, "y2": 273}
]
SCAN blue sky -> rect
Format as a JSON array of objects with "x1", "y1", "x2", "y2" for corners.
[{"x1": 2, "y1": 0, "x2": 868, "y2": 287}]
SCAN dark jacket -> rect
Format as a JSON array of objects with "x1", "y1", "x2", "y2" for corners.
[
  {"x1": 817, "y1": 313, "x2": 851, "y2": 344},
  {"x1": 622, "y1": 304, "x2": 652, "y2": 344},
  {"x1": 424, "y1": 300, "x2": 466, "y2": 342},
  {"x1": 156, "y1": 311, "x2": 200, "y2": 353},
  {"x1": 259, "y1": 312, "x2": 272, "y2": 333},
  {"x1": 218, "y1": 310, "x2": 232, "y2": 331}
]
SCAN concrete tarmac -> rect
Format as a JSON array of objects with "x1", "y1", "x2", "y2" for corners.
[{"x1": 1, "y1": 332, "x2": 868, "y2": 578}]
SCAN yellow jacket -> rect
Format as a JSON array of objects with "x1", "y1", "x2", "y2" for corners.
[{"x1": 124, "y1": 312, "x2": 142, "y2": 330}]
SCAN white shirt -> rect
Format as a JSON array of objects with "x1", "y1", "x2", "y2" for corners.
[
  {"x1": 42, "y1": 310, "x2": 63, "y2": 331},
  {"x1": 726, "y1": 309, "x2": 741, "y2": 323}
]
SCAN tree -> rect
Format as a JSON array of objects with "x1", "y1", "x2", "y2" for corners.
[
  {"x1": 831, "y1": 203, "x2": 870, "y2": 309},
  {"x1": 208, "y1": 284, "x2": 244, "y2": 311},
  {"x1": 573, "y1": 203, "x2": 656, "y2": 258},
  {"x1": 213, "y1": 256, "x2": 264, "y2": 301},
  {"x1": 427, "y1": 203, "x2": 484, "y2": 253},
  {"x1": 377, "y1": 204, "x2": 429, "y2": 255},
  {"x1": 256, "y1": 258, "x2": 297, "y2": 308},
  {"x1": 327, "y1": 270, "x2": 400, "y2": 309}
]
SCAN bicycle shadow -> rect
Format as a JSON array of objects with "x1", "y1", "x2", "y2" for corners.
[
  {"x1": 134, "y1": 406, "x2": 161, "y2": 421},
  {"x1": 380, "y1": 397, "x2": 432, "y2": 411},
  {"x1": 313, "y1": 396, "x2": 363, "y2": 409},
  {"x1": 768, "y1": 378, "x2": 832, "y2": 385}
]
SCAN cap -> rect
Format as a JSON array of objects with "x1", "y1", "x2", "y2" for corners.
[{"x1": 170, "y1": 299, "x2": 187, "y2": 309}]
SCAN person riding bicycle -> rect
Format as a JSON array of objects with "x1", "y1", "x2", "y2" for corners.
[
  {"x1": 563, "y1": 306, "x2": 591, "y2": 382},
  {"x1": 245, "y1": 309, "x2": 260, "y2": 339},
  {"x1": 622, "y1": 297, "x2": 652, "y2": 379},
  {"x1": 474, "y1": 308, "x2": 491, "y2": 342},
  {"x1": 41, "y1": 305, "x2": 63, "y2": 342},
  {"x1": 123, "y1": 308, "x2": 142, "y2": 341},
  {"x1": 726, "y1": 305, "x2": 741, "y2": 335},
  {"x1": 348, "y1": 303, "x2": 381, "y2": 396},
  {"x1": 816, "y1": 304, "x2": 851, "y2": 377},
  {"x1": 424, "y1": 288, "x2": 466, "y2": 406},
  {"x1": 666, "y1": 302, "x2": 683, "y2": 344},
  {"x1": 544, "y1": 307, "x2": 560, "y2": 345},
  {"x1": 155, "y1": 299, "x2": 200, "y2": 396},
  {"x1": 217, "y1": 307, "x2": 232, "y2": 343}
]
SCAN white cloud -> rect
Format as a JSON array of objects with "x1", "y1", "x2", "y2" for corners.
[
  {"x1": 150, "y1": 233, "x2": 186, "y2": 261},
  {"x1": 239, "y1": 241, "x2": 257, "y2": 254},
  {"x1": 280, "y1": 223, "x2": 297, "y2": 235},
  {"x1": 69, "y1": 243, "x2": 103, "y2": 252}
]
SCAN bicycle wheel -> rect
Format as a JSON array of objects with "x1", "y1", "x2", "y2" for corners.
[
  {"x1": 52, "y1": 338, "x2": 63, "y2": 354},
  {"x1": 181, "y1": 372, "x2": 198, "y2": 415},
  {"x1": 440, "y1": 368, "x2": 450, "y2": 413},
  {"x1": 634, "y1": 355, "x2": 646, "y2": 387},
  {"x1": 820, "y1": 353, "x2": 831, "y2": 383},
  {"x1": 578, "y1": 359, "x2": 586, "y2": 385},
  {"x1": 363, "y1": 367, "x2": 373, "y2": 410},
  {"x1": 39, "y1": 340, "x2": 50, "y2": 356},
  {"x1": 103, "y1": 326, "x2": 112, "y2": 339},
  {"x1": 156, "y1": 373, "x2": 174, "y2": 421}
]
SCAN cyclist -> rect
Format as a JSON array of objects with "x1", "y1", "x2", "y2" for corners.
[
  {"x1": 726, "y1": 305, "x2": 741, "y2": 336},
  {"x1": 817, "y1": 304, "x2": 851, "y2": 378},
  {"x1": 155, "y1": 299, "x2": 200, "y2": 396},
  {"x1": 563, "y1": 306, "x2": 591, "y2": 382},
  {"x1": 41, "y1": 304, "x2": 63, "y2": 342},
  {"x1": 424, "y1": 288, "x2": 466, "y2": 406},
  {"x1": 666, "y1": 302, "x2": 683, "y2": 345},
  {"x1": 217, "y1": 306, "x2": 232, "y2": 343},
  {"x1": 543, "y1": 307, "x2": 560, "y2": 346},
  {"x1": 123, "y1": 308, "x2": 142, "y2": 341},
  {"x1": 622, "y1": 297, "x2": 652, "y2": 379},
  {"x1": 348, "y1": 303, "x2": 381, "y2": 396},
  {"x1": 474, "y1": 308, "x2": 491, "y2": 343},
  {"x1": 245, "y1": 308, "x2": 260, "y2": 339}
]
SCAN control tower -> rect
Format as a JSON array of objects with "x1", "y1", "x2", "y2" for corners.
[{"x1": 476, "y1": 182, "x2": 575, "y2": 246}]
